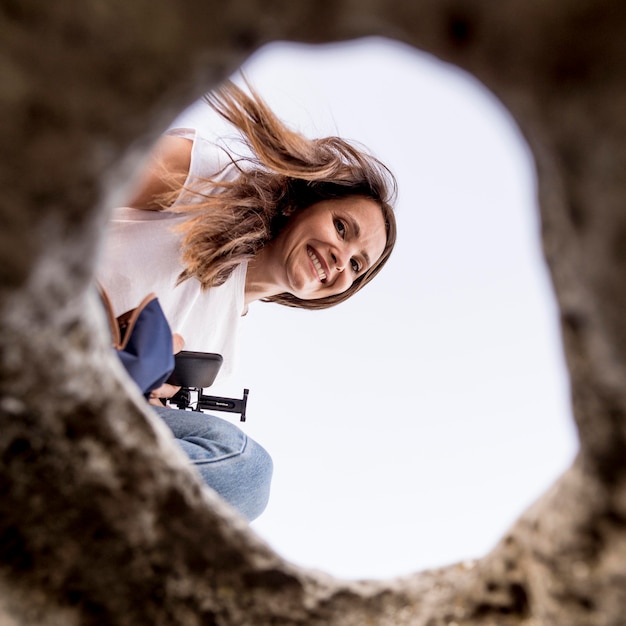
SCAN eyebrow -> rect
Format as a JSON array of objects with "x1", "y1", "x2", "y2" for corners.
[{"x1": 346, "y1": 215, "x2": 370, "y2": 268}]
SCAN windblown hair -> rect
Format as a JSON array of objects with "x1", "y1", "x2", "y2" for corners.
[{"x1": 165, "y1": 79, "x2": 397, "y2": 310}]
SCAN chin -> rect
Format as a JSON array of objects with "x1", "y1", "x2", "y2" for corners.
[{"x1": 290, "y1": 286, "x2": 322, "y2": 301}]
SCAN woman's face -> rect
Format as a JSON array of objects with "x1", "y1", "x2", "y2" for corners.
[{"x1": 264, "y1": 196, "x2": 387, "y2": 300}]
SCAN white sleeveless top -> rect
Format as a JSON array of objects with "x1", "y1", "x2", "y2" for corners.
[{"x1": 97, "y1": 128, "x2": 246, "y2": 381}]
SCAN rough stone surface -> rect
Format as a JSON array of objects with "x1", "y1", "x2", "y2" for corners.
[{"x1": 1, "y1": 0, "x2": 625, "y2": 624}]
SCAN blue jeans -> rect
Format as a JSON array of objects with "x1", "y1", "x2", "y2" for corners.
[{"x1": 153, "y1": 406, "x2": 273, "y2": 521}]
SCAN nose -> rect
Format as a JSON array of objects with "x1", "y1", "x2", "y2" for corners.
[{"x1": 330, "y1": 248, "x2": 349, "y2": 272}]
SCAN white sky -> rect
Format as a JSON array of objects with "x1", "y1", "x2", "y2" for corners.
[{"x1": 170, "y1": 37, "x2": 579, "y2": 580}]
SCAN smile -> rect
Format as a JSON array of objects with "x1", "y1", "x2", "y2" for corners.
[{"x1": 307, "y1": 246, "x2": 327, "y2": 282}]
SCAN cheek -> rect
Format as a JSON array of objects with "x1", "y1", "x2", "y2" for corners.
[{"x1": 331, "y1": 272, "x2": 355, "y2": 296}]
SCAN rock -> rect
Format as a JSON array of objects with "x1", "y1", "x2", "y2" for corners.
[{"x1": 1, "y1": 1, "x2": 625, "y2": 623}]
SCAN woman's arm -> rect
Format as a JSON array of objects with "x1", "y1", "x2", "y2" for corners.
[{"x1": 125, "y1": 134, "x2": 193, "y2": 210}]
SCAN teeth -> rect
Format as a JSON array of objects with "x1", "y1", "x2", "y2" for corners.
[{"x1": 307, "y1": 247, "x2": 327, "y2": 282}]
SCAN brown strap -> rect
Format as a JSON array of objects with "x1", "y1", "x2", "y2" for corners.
[
  {"x1": 97, "y1": 284, "x2": 157, "y2": 351},
  {"x1": 98, "y1": 285, "x2": 122, "y2": 348}
]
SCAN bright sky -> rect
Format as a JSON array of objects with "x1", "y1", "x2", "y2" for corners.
[{"x1": 170, "y1": 37, "x2": 579, "y2": 580}]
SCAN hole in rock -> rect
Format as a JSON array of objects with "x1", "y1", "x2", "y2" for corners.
[{"x1": 160, "y1": 37, "x2": 578, "y2": 579}]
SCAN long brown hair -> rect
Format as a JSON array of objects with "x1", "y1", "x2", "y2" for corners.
[{"x1": 167, "y1": 79, "x2": 397, "y2": 310}]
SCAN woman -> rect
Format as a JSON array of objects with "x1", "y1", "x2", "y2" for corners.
[{"x1": 98, "y1": 80, "x2": 397, "y2": 520}]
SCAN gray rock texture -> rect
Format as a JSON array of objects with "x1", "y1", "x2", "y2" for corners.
[{"x1": 1, "y1": 0, "x2": 625, "y2": 624}]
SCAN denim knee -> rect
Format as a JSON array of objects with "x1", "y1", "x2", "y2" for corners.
[{"x1": 152, "y1": 406, "x2": 273, "y2": 520}]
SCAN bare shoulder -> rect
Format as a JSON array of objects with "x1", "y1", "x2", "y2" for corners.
[{"x1": 126, "y1": 134, "x2": 193, "y2": 210}]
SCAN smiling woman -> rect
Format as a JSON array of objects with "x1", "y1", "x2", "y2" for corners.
[{"x1": 96, "y1": 75, "x2": 398, "y2": 522}]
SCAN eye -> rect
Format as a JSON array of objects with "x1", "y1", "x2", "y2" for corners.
[
  {"x1": 334, "y1": 218, "x2": 346, "y2": 238},
  {"x1": 350, "y1": 258, "x2": 361, "y2": 273}
]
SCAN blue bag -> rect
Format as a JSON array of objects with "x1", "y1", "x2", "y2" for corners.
[{"x1": 101, "y1": 289, "x2": 175, "y2": 398}]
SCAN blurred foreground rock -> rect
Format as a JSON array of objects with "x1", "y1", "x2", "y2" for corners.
[{"x1": 1, "y1": 1, "x2": 625, "y2": 624}]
